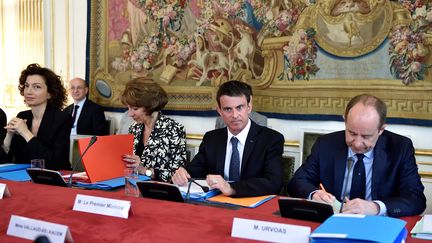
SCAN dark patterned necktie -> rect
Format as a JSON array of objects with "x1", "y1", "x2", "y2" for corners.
[
  {"x1": 229, "y1": 137, "x2": 240, "y2": 181},
  {"x1": 350, "y1": 153, "x2": 366, "y2": 199},
  {"x1": 72, "y1": 105, "x2": 79, "y2": 124}
]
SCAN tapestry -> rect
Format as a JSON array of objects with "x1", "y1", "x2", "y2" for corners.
[{"x1": 87, "y1": 0, "x2": 432, "y2": 122}]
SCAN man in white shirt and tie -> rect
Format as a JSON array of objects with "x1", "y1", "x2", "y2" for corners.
[
  {"x1": 172, "y1": 80, "x2": 285, "y2": 197},
  {"x1": 65, "y1": 78, "x2": 107, "y2": 136}
]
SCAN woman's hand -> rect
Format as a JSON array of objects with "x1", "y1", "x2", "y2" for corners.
[
  {"x1": 122, "y1": 154, "x2": 141, "y2": 168},
  {"x1": 5, "y1": 117, "x2": 33, "y2": 141}
]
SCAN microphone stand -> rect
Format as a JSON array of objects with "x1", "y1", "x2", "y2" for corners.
[
  {"x1": 68, "y1": 136, "x2": 97, "y2": 187},
  {"x1": 185, "y1": 178, "x2": 210, "y2": 201},
  {"x1": 339, "y1": 157, "x2": 354, "y2": 213}
]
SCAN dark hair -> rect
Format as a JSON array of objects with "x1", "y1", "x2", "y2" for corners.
[
  {"x1": 18, "y1": 63, "x2": 67, "y2": 109},
  {"x1": 121, "y1": 77, "x2": 168, "y2": 115},
  {"x1": 216, "y1": 80, "x2": 252, "y2": 107},
  {"x1": 345, "y1": 94, "x2": 387, "y2": 129}
]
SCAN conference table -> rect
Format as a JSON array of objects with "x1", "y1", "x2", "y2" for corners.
[{"x1": 0, "y1": 180, "x2": 428, "y2": 242}]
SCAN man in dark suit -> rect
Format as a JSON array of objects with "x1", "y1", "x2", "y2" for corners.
[
  {"x1": 172, "y1": 80, "x2": 284, "y2": 197},
  {"x1": 288, "y1": 94, "x2": 426, "y2": 217},
  {"x1": 65, "y1": 78, "x2": 107, "y2": 135}
]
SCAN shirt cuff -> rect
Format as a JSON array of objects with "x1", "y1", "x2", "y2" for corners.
[
  {"x1": 308, "y1": 190, "x2": 319, "y2": 200},
  {"x1": 373, "y1": 200, "x2": 388, "y2": 216}
]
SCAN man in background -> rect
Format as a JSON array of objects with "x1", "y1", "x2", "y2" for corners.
[
  {"x1": 65, "y1": 77, "x2": 107, "y2": 135},
  {"x1": 172, "y1": 80, "x2": 284, "y2": 197},
  {"x1": 288, "y1": 94, "x2": 425, "y2": 217}
]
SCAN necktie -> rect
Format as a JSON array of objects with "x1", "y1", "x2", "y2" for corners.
[
  {"x1": 350, "y1": 153, "x2": 366, "y2": 199},
  {"x1": 72, "y1": 105, "x2": 79, "y2": 124},
  {"x1": 229, "y1": 137, "x2": 240, "y2": 181}
]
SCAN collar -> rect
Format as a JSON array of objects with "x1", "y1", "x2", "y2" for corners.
[
  {"x1": 74, "y1": 97, "x2": 86, "y2": 107},
  {"x1": 227, "y1": 118, "x2": 251, "y2": 145},
  {"x1": 348, "y1": 147, "x2": 374, "y2": 160}
]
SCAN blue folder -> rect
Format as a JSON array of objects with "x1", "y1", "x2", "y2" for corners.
[
  {"x1": 74, "y1": 175, "x2": 150, "y2": 190},
  {"x1": 0, "y1": 169, "x2": 31, "y2": 181},
  {"x1": 0, "y1": 164, "x2": 31, "y2": 173},
  {"x1": 310, "y1": 214, "x2": 407, "y2": 243}
]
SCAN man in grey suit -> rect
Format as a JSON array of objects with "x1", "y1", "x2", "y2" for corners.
[{"x1": 172, "y1": 80, "x2": 284, "y2": 197}]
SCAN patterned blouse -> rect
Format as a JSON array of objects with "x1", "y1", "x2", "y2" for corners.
[{"x1": 129, "y1": 112, "x2": 186, "y2": 182}]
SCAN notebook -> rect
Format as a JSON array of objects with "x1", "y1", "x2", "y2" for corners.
[{"x1": 78, "y1": 134, "x2": 134, "y2": 182}]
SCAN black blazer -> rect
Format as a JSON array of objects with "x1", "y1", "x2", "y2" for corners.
[
  {"x1": 1, "y1": 106, "x2": 72, "y2": 170},
  {"x1": 0, "y1": 108, "x2": 6, "y2": 144},
  {"x1": 65, "y1": 99, "x2": 107, "y2": 135},
  {"x1": 288, "y1": 130, "x2": 426, "y2": 217},
  {"x1": 186, "y1": 121, "x2": 285, "y2": 197}
]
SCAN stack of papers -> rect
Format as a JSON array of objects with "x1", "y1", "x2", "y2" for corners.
[
  {"x1": 411, "y1": 214, "x2": 432, "y2": 240},
  {"x1": 310, "y1": 214, "x2": 407, "y2": 243},
  {"x1": 177, "y1": 179, "x2": 220, "y2": 200}
]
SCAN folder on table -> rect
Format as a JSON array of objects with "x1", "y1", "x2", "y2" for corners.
[
  {"x1": 411, "y1": 214, "x2": 432, "y2": 240},
  {"x1": 78, "y1": 134, "x2": 133, "y2": 182},
  {"x1": 207, "y1": 194, "x2": 275, "y2": 208},
  {"x1": 0, "y1": 163, "x2": 30, "y2": 173},
  {"x1": 310, "y1": 214, "x2": 407, "y2": 243}
]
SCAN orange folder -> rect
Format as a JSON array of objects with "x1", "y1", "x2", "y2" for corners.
[
  {"x1": 207, "y1": 194, "x2": 276, "y2": 208},
  {"x1": 78, "y1": 134, "x2": 133, "y2": 182}
]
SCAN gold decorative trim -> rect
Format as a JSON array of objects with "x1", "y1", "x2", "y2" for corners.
[
  {"x1": 419, "y1": 172, "x2": 432, "y2": 179},
  {"x1": 416, "y1": 149, "x2": 432, "y2": 156},
  {"x1": 187, "y1": 134, "x2": 432, "y2": 156}
]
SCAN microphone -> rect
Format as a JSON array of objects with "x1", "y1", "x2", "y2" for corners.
[
  {"x1": 188, "y1": 178, "x2": 209, "y2": 192},
  {"x1": 68, "y1": 136, "x2": 97, "y2": 187},
  {"x1": 339, "y1": 157, "x2": 354, "y2": 213},
  {"x1": 185, "y1": 178, "x2": 209, "y2": 201}
]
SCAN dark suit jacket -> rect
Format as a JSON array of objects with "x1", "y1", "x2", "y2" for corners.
[
  {"x1": 65, "y1": 99, "x2": 107, "y2": 135},
  {"x1": 288, "y1": 130, "x2": 426, "y2": 217},
  {"x1": 0, "y1": 106, "x2": 72, "y2": 170},
  {"x1": 186, "y1": 121, "x2": 285, "y2": 197},
  {"x1": 0, "y1": 108, "x2": 6, "y2": 145}
]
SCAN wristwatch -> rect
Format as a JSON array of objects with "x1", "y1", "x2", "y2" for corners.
[{"x1": 145, "y1": 169, "x2": 153, "y2": 177}]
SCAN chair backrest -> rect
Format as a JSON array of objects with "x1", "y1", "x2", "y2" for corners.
[
  {"x1": 300, "y1": 129, "x2": 333, "y2": 164},
  {"x1": 215, "y1": 111, "x2": 267, "y2": 129},
  {"x1": 279, "y1": 155, "x2": 296, "y2": 196}
]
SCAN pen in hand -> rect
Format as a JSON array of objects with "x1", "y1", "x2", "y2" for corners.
[{"x1": 319, "y1": 183, "x2": 327, "y2": 192}]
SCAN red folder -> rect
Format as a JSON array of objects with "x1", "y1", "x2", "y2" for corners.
[{"x1": 78, "y1": 134, "x2": 133, "y2": 182}]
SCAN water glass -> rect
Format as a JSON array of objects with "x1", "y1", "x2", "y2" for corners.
[
  {"x1": 30, "y1": 159, "x2": 45, "y2": 169},
  {"x1": 124, "y1": 168, "x2": 139, "y2": 197}
]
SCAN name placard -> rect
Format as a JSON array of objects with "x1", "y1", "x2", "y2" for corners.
[
  {"x1": 231, "y1": 217, "x2": 311, "y2": 243},
  {"x1": 73, "y1": 194, "x2": 132, "y2": 219},
  {"x1": 7, "y1": 215, "x2": 73, "y2": 242},
  {"x1": 0, "y1": 183, "x2": 11, "y2": 199}
]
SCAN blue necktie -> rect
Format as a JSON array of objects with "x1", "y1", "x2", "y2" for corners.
[
  {"x1": 229, "y1": 137, "x2": 240, "y2": 181},
  {"x1": 350, "y1": 153, "x2": 366, "y2": 199}
]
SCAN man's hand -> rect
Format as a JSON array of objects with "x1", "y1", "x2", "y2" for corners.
[
  {"x1": 312, "y1": 190, "x2": 336, "y2": 204},
  {"x1": 171, "y1": 167, "x2": 190, "y2": 186},
  {"x1": 342, "y1": 198, "x2": 379, "y2": 215},
  {"x1": 206, "y1": 174, "x2": 235, "y2": 196}
]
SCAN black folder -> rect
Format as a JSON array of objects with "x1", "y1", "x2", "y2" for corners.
[
  {"x1": 278, "y1": 197, "x2": 333, "y2": 222},
  {"x1": 26, "y1": 168, "x2": 68, "y2": 187},
  {"x1": 137, "y1": 181, "x2": 184, "y2": 203}
]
